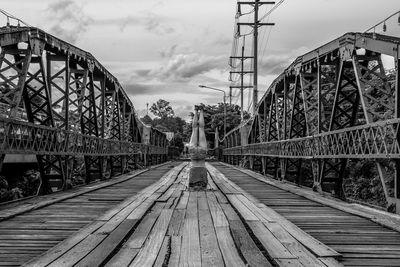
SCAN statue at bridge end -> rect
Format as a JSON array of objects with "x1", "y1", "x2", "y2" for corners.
[{"x1": 188, "y1": 106, "x2": 207, "y2": 189}]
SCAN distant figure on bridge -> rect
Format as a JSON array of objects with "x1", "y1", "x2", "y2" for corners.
[{"x1": 188, "y1": 105, "x2": 207, "y2": 189}]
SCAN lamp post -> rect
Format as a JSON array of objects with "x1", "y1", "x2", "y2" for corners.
[{"x1": 198, "y1": 85, "x2": 227, "y2": 137}]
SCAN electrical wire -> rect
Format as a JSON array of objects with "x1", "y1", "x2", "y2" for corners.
[{"x1": 259, "y1": 0, "x2": 285, "y2": 21}]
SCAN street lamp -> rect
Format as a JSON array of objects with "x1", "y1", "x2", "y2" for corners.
[{"x1": 198, "y1": 85, "x2": 227, "y2": 137}]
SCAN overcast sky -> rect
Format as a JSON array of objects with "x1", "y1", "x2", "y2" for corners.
[{"x1": 2, "y1": 0, "x2": 400, "y2": 119}]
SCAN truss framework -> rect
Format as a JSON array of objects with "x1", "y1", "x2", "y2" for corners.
[
  {"x1": 222, "y1": 32, "x2": 400, "y2": 213},
  {"x1": 0, "y1": 26, "x2": 167, "y2": 193}
]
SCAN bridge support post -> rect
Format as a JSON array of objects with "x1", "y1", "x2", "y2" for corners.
[{"x1": 395, "y1": 55, "x2": 400, "y2": 214}]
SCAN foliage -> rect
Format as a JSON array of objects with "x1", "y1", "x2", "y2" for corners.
[
  {"x1": 344, "y1": 160, "x2": 391, "y2": 207},
  {"x1": 150, "y1": 99, "x2": 175, "y2": 118},
  {"x1": 0, "y1": 170, "x2": 40, "y2": 203},
  {"x1": 169, "y1": 133, "x2": 184, "y2": 151},
  {"x1": 70, "y1": 157, "x2": 86, "y2": 187},
  {"x1": 140, "y1": 114, "x2": 152, "y2": 125},
  {"x1": 152, "y1": 116, "x2": 186, "y2": 134},
  {"x1": 146, "y1": 99, "x2": 188, "y2": 154}
]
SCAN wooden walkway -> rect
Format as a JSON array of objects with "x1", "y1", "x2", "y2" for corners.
[
  {"x1": 0, "y1": 163, "x2": 178, "y2": 266},
  {"x1": 211, "y1": 162, "x2": 400, "y2": 267},
  {"x1": 1, "y1": 160, "x2": 400, "y2": 266}
]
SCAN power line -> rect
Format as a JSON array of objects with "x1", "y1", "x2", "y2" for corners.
[{"x1": 259, "y1": 0, "x2": 285, "y2": 21}]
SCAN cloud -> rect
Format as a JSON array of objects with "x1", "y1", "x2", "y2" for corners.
[
  {"x1": 171, "y1": 105, "x2": 193, "y2": 119},
  {"x1": 212, "y1": 36, "x2": 231, "y2": 47},
  {"x1": 94, "y1": 12, "x2": 175, "y2": 35},
  {"x1": 159, "y1": 44, "x2": 178, "y2": 58},
  {"x1": 150, "y1": 53, "x2": 226, "y2": 82},
  {"x1": 44, "y1": 0, "x2": 92, "y2": 44},
  {"x1": 124, "y1": 83, "x2": 161, "y2": 95},
  {"x1": 123, "y1": 82, "x2": 205, "y2": 96},
  {"x1": 144, "y1": 12, "x2": 175, "y2": 35},
  {"x1": 119, "y1": 16, "x2": 141, "y2": 32},
  {"x1": 135, "y1": 104, "x2": 193, "y2": 120},
  {"x1": 258, "y1": 47, "x2": 310, "y2": 75},
  {"x1": 259, "y1": 55, "x2": 292, "y2": 75}
]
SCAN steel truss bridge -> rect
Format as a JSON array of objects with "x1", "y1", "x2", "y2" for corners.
[
  {"x1": 0, "y1": 26, "x2": 168, "y2": 194},
  {"x1": 221, "y1": 32, "x2": 400, "y2": 213},
  {"x1": 1, "y1": 17, "x2": 400, "y2": 267}
]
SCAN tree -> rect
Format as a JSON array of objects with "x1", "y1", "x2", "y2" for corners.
[
  {"x1": 140, "y1": 114, "x2": 152, "y2": 125},
  {"x1": 150, "y1": 99, "x2": 175, "y2": 118},
  {"x1": 170, "y1": 132, "x2": 184, "y2": 151}
]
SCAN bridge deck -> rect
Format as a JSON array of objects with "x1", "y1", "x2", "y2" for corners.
[
  {"x1": 1, "y1": 161, "x2": 400, "y2": 266},
  {"x1": 211, "y1": 162, "x2": 400, "y2": 267},
  {"x1": 0, "y1": 163, "x2": 177, "y2": 266}
]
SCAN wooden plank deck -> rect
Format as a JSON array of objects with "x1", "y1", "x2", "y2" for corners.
[
  {"x1": 21, "y1": 162, "x2": 343, "y2": 267},
  {"x1": 211, "y1": 162, "x2": 400, "y2": 267},
  {"x1": 0, "y1": 162, "x2": 178, "y2": 266}
]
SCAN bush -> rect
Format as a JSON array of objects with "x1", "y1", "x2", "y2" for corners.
[
  {"x1": 344, "y1": 160, "x2": 388, "y2": 207},
  {"x1": 0, "y1": 170, "x2": 40, "y2": 203}
]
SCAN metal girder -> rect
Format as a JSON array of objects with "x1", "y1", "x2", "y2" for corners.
[
  {"x1": 0, "y1": 26, "x2": 168, "y2": 196},
  {"x1": 222, "y1": 32, "x2": 400, "y2": 213}
]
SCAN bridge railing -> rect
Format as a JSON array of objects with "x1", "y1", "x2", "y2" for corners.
[
  {"x1": 0, "y1": 25, "x2": 168, "y2": 196},
  {"x1": 224, "y1": 118, "x2": 400, "y2": 159},
  {"x1": 222, "y1": 32, "x2": 400, "y2": 213},
  {"x1": 0, "y1": 116, "x2": 169, "y2": 156}
]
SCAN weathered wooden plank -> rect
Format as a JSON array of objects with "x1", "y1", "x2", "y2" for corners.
[
  {"x1": 167, "y1": 209, "x2": 186, "y2": 236},
  {"x1": 267, "y1": 222, "x2": 328, "y2": 267},
  {"x1": 229, "y1": 220, "x2": 272, "y2": 267},
  {"x1": 0, "y1": 169, "x2": 148, "y2": 222},
  {"x1": 260, "y1": 204, "x2": 341, "y2": 258},
  {"x1": 215, "y1": 226, "x2": 246, "y2": 267},
  {"x1": 236, "y1": 194, "x2": 276, "y2": 223},
  {"x1": 246, "y1": 221, "x2": 296, "y2": 260},
  {"x1": 198, "y1": 208, "x2": 224, "y2": 267},
  {"x1": 122, "y1": 204, "x2": 164, "y2": 250},
  {"x1": 214, "y1": 191, "x2": 228, "y2": 204},
  {"x1": 239, "y1": 164, "x2": 400, "y2": 233},
  {"x1": 74, "y1": 219, "x2": 138, "y2": 267},
  {"x1": 104, "y1": 248, "x2": 139, "y2": 267},
  {"x1": 22, "y1": 221, "x2": 104, "y2": 267},
  {"x1": 226, "y1": 194, "x2": 259, "y2": 221},
  {"x1": 206, "y1": 192, "x2": 229, "y2": 228},
  {"x1": 169, "y1": 235, "x2": 182, "y2": 266},
  {"x1": 197, "y1": 192, "x2": 209, "y2": 210},
  {"x1": 210, "y1": 163, "x2": 341, "y2": 259},
  {"x1": 127, "y1": 192, "x2": 162, "y2": 220},
  {"x1": 19, "y1": 164, "x2": 184, "y2": 267},
  {"x1": 47, "y1": 233, "x2": 107, "y2": 267},
  {"x1": 154, "y1": 236, "x2": 171, "y2": 267},
  {"x1": 179, "y1": 192, "x2": 201, "y2": 267},
  {"x1": 130, "y1": 209, "x2": 174, "y2": 267},
  {"x1": 176, "y1": 191, "x2": 189, "y2": 210},
  {"x1": 319, "y1": 257, "x2": 344, "y2": 267}
]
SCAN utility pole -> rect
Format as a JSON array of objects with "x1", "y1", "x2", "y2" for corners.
[
  {"x1": 237, "y1": 1, "x2": 275, "y2": 114},
  {"x1": 229, "y1": 46, "x2": 253, "y2": 121},
  {"x1": 240, "y1": 45, "x2": 245, "y2": 120},
  {"x1": 253, "y1": 0, "x2": 259, "y2": 114},
  {"x1": 229, "y1": 87, "x2": 232, "y2": 105},
  {"x1": 146, "y1": 103, "x2": 149, "y2": 115}
]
